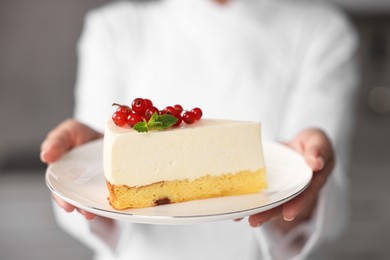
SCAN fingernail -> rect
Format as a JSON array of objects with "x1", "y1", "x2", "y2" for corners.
[
  {"x1": 250, "y1": 222, "x2": 262, "y2": 228},
  {"x1": 40, "y1": 150, "x2": 47, "y2": 162},
  {"x1": 284, "y1": 216, "x2": 295, "y2": 222},
  {"x1": 317, "y1": 156, "x2": 325, "y2": 170}
]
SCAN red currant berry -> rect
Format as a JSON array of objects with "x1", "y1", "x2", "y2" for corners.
[
  {"x1": 127, "y1": 113, "x2": 143, "y2": 127},
  {"x1": 182, "y1": 111, "x2": 196, "y2": 124},
  {"x1": 117, "y1": 106, "x2": 131, "y2": 115},
  {"x1": 128, "y1": 109, "x2": 138, "y2": 115},
  {"x1": 173, "y1": 113, "x2": 182, "y2": 126},
  {"x1": 161, "y1": 106, "x2": 177, "y2": 116},
  {"x1": 144, "y1": 98, "x2": 153, "y2": 109},
  {"x1": 145, "y1": 106, "x2": 159, "y2": 120},
  {"x1": 112, "y1": 112, "x2": 127, "y2": 126},
  {"x1": 112, "y1": 103, "x2": 131, "y2": 115},
  {"x1": 191, "y1": 107, "x2": 202, "y2": 120},
  {"x1": 174, "y1": 104, "x2": 183, "y2": 114},
  {"x1": 131, "y1": 98, "x2": 147, "y2": 115}
]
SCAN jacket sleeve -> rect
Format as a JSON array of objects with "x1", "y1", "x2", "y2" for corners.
[
  {"x1": 54, "y1": 9, "x2": 130, "y2": 256},
  {"x1": 256, "y1": 5, "x2": 359, "y2": 260},
  {"x1": 52, "y1": 201, "x2": 124, "y2": 258},
  {"x1": 73, "y1": 8, "x2": 123, "y2": 132}
]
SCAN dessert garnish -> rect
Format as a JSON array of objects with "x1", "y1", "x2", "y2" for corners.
[{"x1": 112, "y1": 98, "x2": 202, "y2": 132}]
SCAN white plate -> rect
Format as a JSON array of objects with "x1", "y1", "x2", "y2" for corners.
[{"x1": 46, "y1": 139, "x2": 312, "y2": 225}]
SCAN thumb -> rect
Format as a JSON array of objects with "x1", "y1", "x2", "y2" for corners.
[
  {"x1": 288, "y1": 128, "x2": 333, "y2": 172},
  {"x1": 304, "y1": 145, "x2": 325, "y2": 172}
]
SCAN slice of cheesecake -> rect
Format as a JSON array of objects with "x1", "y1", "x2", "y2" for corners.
[{"x1": 103, "y1": 119, "x2": 267, "y2": 209}]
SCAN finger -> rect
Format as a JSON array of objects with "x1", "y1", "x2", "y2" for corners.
[
  {"x1": 52, "y1": 193, "x2": 75, "y2": 213},
  {"x1": 40, "y1": 119, "x2": 103, "y2": 164},
  {"x1": 282, "y1": 184, "x2": 317, "y2": 222},
  {"x1": 288, "y1": 129, "x2": 333, "y2": 172},
  {"x1": 248, "y1": 206, "x2": 282, "y2": 228},
  {"x1": 282, "y1": 158, "x2": 333, "y2": 221},
  {"x1": 303, "y1": 145, "x2": 325, "y2": 172},
  {"x1": 40, "y1": 121, "x2": 74, "y2": 163},
  {"x1": 52, "y1": 193, "x2": 96, "y2": 220},
  {"x1": 77, "y1": 208, "x2": 97, "y2": 220},
  {"x1": 40, "y1": 135, "x2": 71, "y2": 163},
  {"x1": 302, "y1": 130, "x2": 333, "y2": 171}
]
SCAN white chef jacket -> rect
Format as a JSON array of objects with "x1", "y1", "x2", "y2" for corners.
[{"x1": 54, "y1": 0, "x2": 359, "y2": 259}]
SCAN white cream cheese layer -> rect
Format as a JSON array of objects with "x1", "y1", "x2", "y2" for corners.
[{"x1": 103, "y1": 119, "x2": 265, "y2": 187}]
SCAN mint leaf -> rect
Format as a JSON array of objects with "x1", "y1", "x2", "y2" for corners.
[
  {"x1": 148, "y1": 113, "x2": 163, "y2": 128},
  {"x1": 158, "y1": 114, "x2": 178, "y2": 128},
  {"x1": 133, "y1": 113, "x2": 178, "y2": 133},
  {"x1": 147, "y1": 112, "x2": 160, "y2": 126},
  {"x1": 133, "y1": 121, "x2": 148, "y2": 132},
  {"x1": 147, "y1": 112, "x2": 178, "y2": 131}
]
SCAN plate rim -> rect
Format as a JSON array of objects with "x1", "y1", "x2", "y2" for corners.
[{"x1": 45, "y1": 139, "x2": 312, "y2": 225}]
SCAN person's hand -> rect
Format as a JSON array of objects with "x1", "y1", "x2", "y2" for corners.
[
  {"x1": 41, "y1": 119, "x2": 103, "y2": 220},
  {"x1": 247, "y1": 128, "x2": 334, "y2": 233}
]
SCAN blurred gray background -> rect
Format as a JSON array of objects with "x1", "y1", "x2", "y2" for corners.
[{"x1": 0, "y1": 0, "x2": 389, "y2": 259}]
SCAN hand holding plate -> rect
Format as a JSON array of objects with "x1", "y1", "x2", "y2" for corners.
[
  {"x1": 248, "y1": 128, "x2": 334, "y2": 232},
  {"x1": 41, "y1": 119, "x2": 103, "y2": 220}
]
